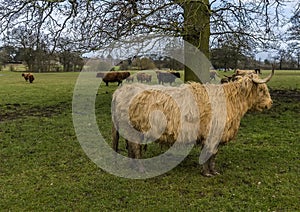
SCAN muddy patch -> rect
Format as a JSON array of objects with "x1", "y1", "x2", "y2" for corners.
[
  {"x1": 269, "y1": 89, "x2": 300, "y2": 114},
  {"x1": 270, "y1": 89, "x2": 300, "y2": 102},
  {"x1": 0, "y1": 102, "x2": 70, "y2": 122}
]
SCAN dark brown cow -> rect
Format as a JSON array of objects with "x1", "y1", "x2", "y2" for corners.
[
  {"x1": 254, "y1": 68, "x2": 261, "y2": 74},
  {"x1": 96, "y1": 72, "x2": 130, "y2": 86},
  {"x1": 221, "y1": 69, "x2": 257, "y2": 84},
  {"x1": 156, "y1": 71, "x2": 180, "y2": 85}
]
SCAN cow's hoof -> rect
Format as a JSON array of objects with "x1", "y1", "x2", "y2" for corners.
[
  {"x1": 201, "y1": 171, "x2": 213, "y2": 177},
  {"x1": 211, "y1": 171, "x2": 220, "y2": 176}
]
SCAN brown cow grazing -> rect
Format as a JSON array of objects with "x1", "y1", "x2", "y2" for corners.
[
  {"x1": 112, "y1": 67, "x2": 274, "y2": 177},
  {"x1": 156, "y1": 71, "x2": 180, "y2": 85},
  {"x1": 22, "y1": 73, "x2": 29, "y2": 81},
  {"x1": 137, "y1": 73, "x2": 152, "y2": 83},
  {"x1": 136, "y1": 73, "x2": 144, "y2": 82},
  {"x1": 96, "y1": 71, "x2": 130, "y2": 86},
  {"x1": 143, "y1": 74, "x2": 152, "y2": 83},
  {"x1": 22, "y1": 73, "x2": 34, "y2": 83},
  {"x1": 126, "y1": 75, "x2": 134, "y2": 83},
  {"x1": 221, "y1": 69, "x2": 248, "y2": 84},
  {"x1": 221, "y1": 69, "x2": 258, "y2": 84},
  {"x1": 221, "y1": 73, "x2": 237, "y2": 84}
]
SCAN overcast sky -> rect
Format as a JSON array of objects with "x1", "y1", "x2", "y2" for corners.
[{"x1": 255, "y1": 0, "x2": 299, "y2": 60}]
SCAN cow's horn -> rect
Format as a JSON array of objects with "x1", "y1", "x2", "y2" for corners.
[{"x1": 252, "y1": 65, "x2": 274, "y2": 84}]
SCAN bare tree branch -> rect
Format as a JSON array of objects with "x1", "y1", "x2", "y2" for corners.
[{"x1": 0, "y1": 0, "x2": 289, "y2": 53}]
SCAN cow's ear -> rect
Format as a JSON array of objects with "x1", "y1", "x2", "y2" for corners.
[
  {"x1": 234, "y1": 76, "x2": 243, "y2": 82},
  {"x1": 238, "y1": 78, "x2": 243, "y2": 83},
  {"x1": 249, "y1": 73, "x2": 255, "y2": 79}
]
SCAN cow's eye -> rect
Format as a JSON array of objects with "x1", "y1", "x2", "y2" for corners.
[{"x1": 259, "y1": 88, "x2": 266, "y2": 95}]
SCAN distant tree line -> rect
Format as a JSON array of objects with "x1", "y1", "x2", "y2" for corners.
[
  {"x1": 1, "y1": 42, "x2": 299, "y2": 72},
  {"x1": 117, "y1": 55, "x2": 184, "y2": 71},
  {"x1": 0, "y1": 44, "x2": 85, "y2": 72},
  {"x1": 211, "y1": 44, "x2": 300, "y2": 71}
]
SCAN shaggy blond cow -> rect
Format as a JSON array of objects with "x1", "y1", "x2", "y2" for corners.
[{"x1": 112, "y1": 68, "x2": 274, "y2": 176}]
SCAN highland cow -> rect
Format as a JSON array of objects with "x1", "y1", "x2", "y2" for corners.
[
  {"x1": 156, "y1": 71, "x2": 180, "y2": 85},
  {"x1": 255, "y1": 68, "x2": 261, "y2": 74},
  {"x1": 112, "y1": 68, "x2": 274, "y2": 176},
  {"x1": 137, "y1": 73, "x2": 152, "y2": 83},
  {"x1": 126, "y1": 75, "x2": 134, "y2": 83},
  {"x1": 221, "y1": 69, "x2": 256, "y2": 84},
  {"x1": 96, "y1": 71, "x2": 130, "y2": 86},
  {"x1": 22, "y1": 73, "x2": 34, "y2": 83}
]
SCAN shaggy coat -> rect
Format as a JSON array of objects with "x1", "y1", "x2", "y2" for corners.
[
  {"x1": 22, "y1": 73, "x2": 34, "y2": 83},
  {"x1": 112, "y1": 69, "x2": 274, "y2": 176},
  {"x1": 97, "y1": 71, "x2": 130, "y2": 86}
]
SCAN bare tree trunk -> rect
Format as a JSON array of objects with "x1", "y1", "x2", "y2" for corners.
[{"x1": 182, "y1": 0, "x2": 210, "y2": 83}]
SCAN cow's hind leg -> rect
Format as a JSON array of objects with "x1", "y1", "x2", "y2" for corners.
[
  {"x1": 202, "y1": 160, "x2": 211, "y2": 177},
  {"x1": 127, "y1": 140, "x2": 145, "y2": 173},
  {"x1": 112, "y1": 125, "x2": 119, "y2": 152}
]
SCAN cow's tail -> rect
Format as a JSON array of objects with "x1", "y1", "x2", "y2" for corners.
[
  {"x1": 112, "y1": 124, "x2": 119, "y2": 152},
  {"x1": 111, "y1": 95, "x2": 119, "y2": 152}
]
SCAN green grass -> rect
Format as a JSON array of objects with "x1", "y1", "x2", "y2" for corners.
[
  {"x1": 217, "y1": 69, "x2": 300, "y2": 90},
  {"x1": 266, "y1": 70, "x2": 300, "y2": 90},
  {"x1": 0, "y1": 69, "x2": 299, "y2": 210}
]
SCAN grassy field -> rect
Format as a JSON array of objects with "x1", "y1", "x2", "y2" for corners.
[{"x1": 0, "y1": 69, "x2": 299, "y2": 211}]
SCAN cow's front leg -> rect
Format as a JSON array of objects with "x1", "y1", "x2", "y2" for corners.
[
  {"x1": 202, "y1": 160, "x2": 212, "y2": 177},
  {"x1": 201, "y1": 153, "x2": 219, "y2": 177}
]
